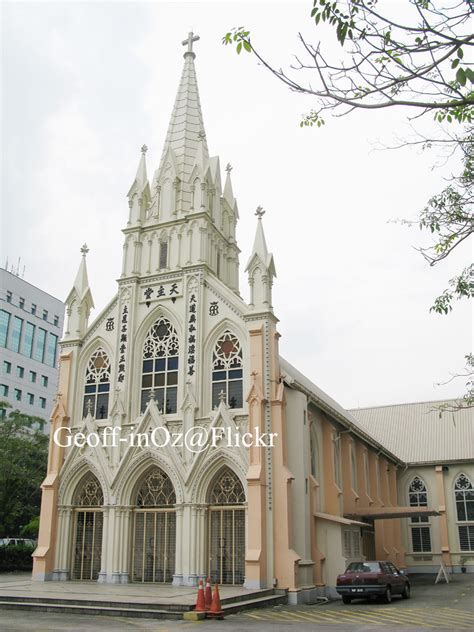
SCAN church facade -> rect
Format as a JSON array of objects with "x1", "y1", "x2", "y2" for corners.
[{"x1": 33, "y1": 34, "x2": 450, "y2": 602}]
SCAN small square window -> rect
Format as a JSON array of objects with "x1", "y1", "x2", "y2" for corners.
[
  {"x1": 31, "y1": 304, "x2": 37, "y2": 315},
  {"x1": 16, "y1": 366, "x2": 24, "y2": 378},
  {"x1": 3, "y1": 361, "x2": 11, "y2": 374},
  {"x1": 27, "y1": 393, "x2": 34, "y2": 405},
  {"x1": 39, "y1": 397, "x2": 46, "y2": 409},
  {"x1": 14, "y1": 388, "x2": 22, "y2": 401},
  {"x1": 54, "y1": 315, "x2": 59, "y2": 326},
  {"x1": 6, "y1": 291, "x2": 12, "y2": 303},
  {"x1": 42, "y1": 310, "x2": 48, "y2": 321},
  {"x1": 29, "y1": 370, "x2": 37, "y2": 383},
  {"x1": 0, "y1": 384, "x2": 8, "y2": 397},
  {"x1": 19, "y1": 297, "x2": 25, "y2": 309},
  {"x1": 41, "y1": 375, "x2": 49, "y2": 387}
]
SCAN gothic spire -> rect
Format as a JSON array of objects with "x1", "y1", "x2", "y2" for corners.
[{"x1": 156, "y1": 32, "x2": 209, "y2": 184}]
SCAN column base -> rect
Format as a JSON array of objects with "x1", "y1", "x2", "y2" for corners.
[
  {"x1": 172, "y1": 574, "x2": 183, "y2": 586},
  {"x1": 52, "y1": 570, "x2": 70, "y2": 581}
]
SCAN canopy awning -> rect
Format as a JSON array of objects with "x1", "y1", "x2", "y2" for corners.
[{"x1": 345, "y1": 506, "x2": 440, "y2": 520}]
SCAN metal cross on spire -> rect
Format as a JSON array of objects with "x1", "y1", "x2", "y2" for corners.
[
  {"x1": 255, "y1": 206, "x2": 266, "y2": 219},
  {"x1": 182, "y1": 31, "x2": 200, "y2": 55},
  {"x1": 80, "y1": 243, "x2": 89, "y2": 256}
]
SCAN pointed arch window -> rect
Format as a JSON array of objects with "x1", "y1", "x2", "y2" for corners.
[
  {"x1": 83, "y1": 349, "x2": 111, "y2": 419},
  {"x1": 72, "y1": 472, "x2": 103, "y2": 581},
  {"x1": 141, "y1": 318, "x2": 179, "y2": 414},
  {"x1": 408, "y1": 476, "x2": 432, "y2": 552},
  {"x1": 211, "y1": 331, "x2": 243, "y2": 409},
  {"x1": 454, "y1": 473, "x2": 474, "y2": 551}
]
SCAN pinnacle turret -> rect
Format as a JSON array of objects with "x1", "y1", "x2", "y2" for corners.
[
  {"x1": 246, "y1": 209, "x2": 276, "y2": 312},
  {"x1": 64, "y1": 244, "x2": 94, "y2": 340}
]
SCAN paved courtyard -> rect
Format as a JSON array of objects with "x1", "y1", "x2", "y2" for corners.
[{"x1": 0, "y1": 573, "x2": 472, "y2": 631}]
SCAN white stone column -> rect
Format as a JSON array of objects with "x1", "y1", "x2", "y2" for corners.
[
  {"x1": 97, "y1": 507, "x2": 110, "y2": 583},
  {"x1": 197, "y1": 505, "x2": 207, "y2": 578},
  {"x1": 120, "y1": 507, "x2": 132, "y2": 583},
  {"x1": 172, "y1": 505, "x2": 184, "y2": 585},
  {"x1": 111, "y1": 508, "x2": 122, "y2": 584}
]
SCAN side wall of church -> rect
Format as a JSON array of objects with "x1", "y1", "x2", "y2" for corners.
[{"x1": 398, "y1": 463, "x2": 474, "y2": 574}]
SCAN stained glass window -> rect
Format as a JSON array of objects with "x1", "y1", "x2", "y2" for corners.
[
  {"x1": 211, "y1": 331, "x2": 243, "y2": 409},
  {"x1": 141, "y1": 318, "x2": 179, "y2": 414},
  {"x1": 83, "y1": 349, "x2": 111, "y2": 419}
]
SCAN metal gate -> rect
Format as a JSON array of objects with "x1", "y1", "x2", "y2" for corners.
[
  {"x1": 208, "y1": 507, "x2": 245, "y2": 585},
  {"x1": 72, "y1": 510, "x2": 103, "y2": 580},
  {"x1": 132, "y1": 510, "x2": 176, "y2": 582}
]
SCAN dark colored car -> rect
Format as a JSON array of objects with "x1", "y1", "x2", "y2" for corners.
[{"x1": 336, "y1": 561, "x2": 410, "y2": 604}]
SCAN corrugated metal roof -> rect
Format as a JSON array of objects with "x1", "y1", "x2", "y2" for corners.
[{"x1": 349, "y1": 401, "x2": 474, "y2": 464}]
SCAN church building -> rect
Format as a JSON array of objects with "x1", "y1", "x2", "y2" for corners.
[{"x1": 33, "y1": 34, "x2": 472, "y2": 603}]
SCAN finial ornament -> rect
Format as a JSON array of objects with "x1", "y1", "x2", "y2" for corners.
[
  {"x1": 141, "y1": 144, "x2": 148, "y2": 155},
  {"x1": 80, "y1": 243, "x2": 89, "y2": 256},
  {"x1": 255, "y1": 206, "x2": 265, "y2": 219},
  {"x1": 182, "y1": 31, "x2": 200, "y2": 55},
  {"x1": 218, "y1": 390, "x2": 226, "y2": 404},
  {"x1": 148, "y1": 389, "x2": 156, "y2": 402},
  {"x1": 225, "y1": 163, "x2": 233, "y2": 174},
  {"x1": 197, "y1": 129, "x2": 206, "y2": 141},
  {"x1": 86, "y1": 398, "x2": 93, "y2": 415}
]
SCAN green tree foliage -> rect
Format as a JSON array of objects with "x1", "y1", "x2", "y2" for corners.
[{"x1": 0, "y1": 401, "x2": 48, "y2": 536}]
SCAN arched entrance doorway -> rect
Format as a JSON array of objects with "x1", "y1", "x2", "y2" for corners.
[
  {"x1": 131, "y1": 466, "x2": 176, "y2": 582},
  {"x1": 208, "y1": 468, "x2": 245, "y2": 585},
  {"x1": 72, "y1": 472, "x2": 104, "y2": 580}
]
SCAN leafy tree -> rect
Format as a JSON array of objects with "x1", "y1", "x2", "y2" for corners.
[
  {"x1": 223, "y1": 1, "x2": 473, "y2": 406},
  {"x1": 223, "y1": 1, "x2": 474, "y2": 125},
  {"x1": 0, "y1": 401, "x2": 48, "y2": 536}
]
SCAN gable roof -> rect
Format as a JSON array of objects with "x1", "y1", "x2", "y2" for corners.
[
  {"x1": 279, "y1": 357, "x2": 402, "y2": 465},
  {"x1": 348, "y1": 400, "x2": 474, "y2": 464}
]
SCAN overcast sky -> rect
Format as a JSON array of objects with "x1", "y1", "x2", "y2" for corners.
[{"x1": 2, "y1": 1, "x2": 472, "y2": 409}]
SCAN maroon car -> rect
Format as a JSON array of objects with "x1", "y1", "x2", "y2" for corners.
[{"x1": 336, "y1": 561, "x2": 410, "y2": 604}]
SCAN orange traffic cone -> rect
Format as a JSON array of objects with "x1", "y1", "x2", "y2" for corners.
[
  {"x1": 194, "y1": 579, "x2": 207, "y2": 612},
  {"x1": 207, "y1": 583, "x2": 224, "y2": 619},
  {"x1": 204, "y1": 577, "x2": 212, "y2": 610}
]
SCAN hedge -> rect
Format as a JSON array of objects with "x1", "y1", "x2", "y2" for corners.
[{"x1": 0, "y1": 544, "x2": 35, "y2": 572}]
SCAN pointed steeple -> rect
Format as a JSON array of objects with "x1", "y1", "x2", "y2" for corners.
[
  {"x1": 246, "y1": 208, "x2": 276, "y2": 311},
  {"x1": 64, "y1": 244, "x2": 95, "y2": 340},
  {"x1": 156, "y1": 32, "x2": 209, "y2": 186}
]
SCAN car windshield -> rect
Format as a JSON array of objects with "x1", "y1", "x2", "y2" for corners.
[{"x1": 346, "y1": 562, "x2": 380, "y2": 573}]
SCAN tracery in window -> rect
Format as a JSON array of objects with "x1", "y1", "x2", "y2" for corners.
[
  {"x1": 141, "y1": 318, "x2": 179, "y2": 414},
  {"x1": 83, "y1": 349, "x2": 111, "y2": 419},
  {"x1": 211, "y1": 331, "x2": 243, "y2": 409},
  {"x1": 209, "y1": 469, "x2": 245, "y2": 505},
  {"x1": 75, "y1": 472, "x2": 104, "y2": 507},
  {"x1": 136, "y1": 467, "x2": 176, "y2": 507}
]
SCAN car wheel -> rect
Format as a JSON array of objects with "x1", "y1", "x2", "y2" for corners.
[
  {"x1": 383, "y1": 586, "x2": 392, "y2": 604},
  {"x1": 402, "y1": 583, "x2": 410, "y2": 599},
  {"x1": 342, "y1": 596, "x2": 352, "y2": 605}
]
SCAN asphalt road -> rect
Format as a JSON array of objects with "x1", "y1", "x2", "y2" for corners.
[{"x1": 0, "y1": 574, "x2": 473, "y2": 631}]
